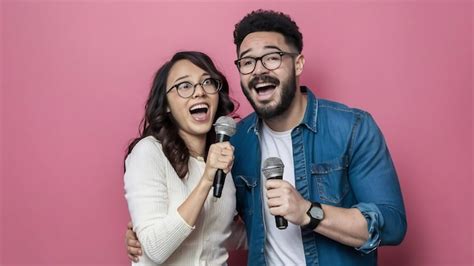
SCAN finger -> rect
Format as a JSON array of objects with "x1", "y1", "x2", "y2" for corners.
[
  {"x1": 213, "y1": 142, "x2": 229, "y2": 151},
  {"x1": 220, "y1": 148, "x2": 233, "y2": 156},
  {"x1": 215, "y1": 161, "x2": 232, "y2": 171},
  {"x1": 126, "y1": 229, "x2": 139, "y2": 241},
  {"x1": 208, "y1": 144, "x2": 221, "y2": 155},
  {"x1": 127, "y1": 221, "x2": 133, "y2": 230},
  {"x1": 267, "y1": 197, "x2": 283, "y2": 208},
  {"x1": 217, "y1": 151, "x2": 233, "y2": 161},
  {"x1": 127, "y1": 239, "x2": 141, "y2": 248},
  {"x1": 128, "y1": 254, "x2": 140, "y2": 263},
  {"x1": 265, "y1": 179, "x2": 294, "y2": 190},
  {"x1": 127, "y1": 245, "x2": 142, "y2": 256},
  {"x1": 218, "y1": 141, "x2": 232, "y2": 149},
  {"x1": 227, "y1": 160, "x2": 234, "y2": 172},
  {"x1": 217, "y1": 155, "x2": 233, "y2": 164},
  {"x1": 224, "y1": 164, "x2": 234, "y2": 174},
  {"x1": 266, "y1": 188, "x2": 282, "y2": 199},
  {"x1": 265, "y1": 179, "x2": 285, "y2": 189},
  {"x1": 268, "y1": 205, "x2": 285, "y2": 216}
]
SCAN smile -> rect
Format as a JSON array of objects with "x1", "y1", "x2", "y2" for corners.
[
  {"x1": 254, "y1": 82, "x2": 277, "y2": 95},
  {"x1": 189, "y1": 103, "x2": 209, "y2": 121}
]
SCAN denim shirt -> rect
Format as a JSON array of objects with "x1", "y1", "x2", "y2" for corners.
[{"x1": 230, "y1": 87, "x2": 407, "y2": 266}]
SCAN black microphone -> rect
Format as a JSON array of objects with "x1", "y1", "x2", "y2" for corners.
[
  {"x1": 212, "y1": 116, "x2": 237, "y2": 198},
  {"x1": 262, "y1": 157, "x2": 288, "y2": 230}
]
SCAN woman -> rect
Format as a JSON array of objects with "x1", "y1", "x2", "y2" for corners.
[{"x1": 124, "y1": 51, "x2": 237, "y2": 265}]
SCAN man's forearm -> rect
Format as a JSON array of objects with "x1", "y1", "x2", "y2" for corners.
[{"x1": 309, "y1": 204, "x2": 369, "y2": 248}]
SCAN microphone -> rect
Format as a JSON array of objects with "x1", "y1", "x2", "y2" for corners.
[
  {"x1": 262, "y1": 157, "x2": 288, "y2": 230},
  {"x1": 212, "y1": 116, "x2": 237, "y2": 198}
]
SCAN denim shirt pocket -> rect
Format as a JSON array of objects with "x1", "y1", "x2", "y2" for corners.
[
  {"x1": 234, "y1": 175, "x2": 257, "y2": 218},
  {"x1": 311, "y1": 156, "x2": 350, "y2": 205}
]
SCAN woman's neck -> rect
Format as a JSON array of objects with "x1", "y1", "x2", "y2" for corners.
[{"x1": 179, "y1": 132, "x2": 207, "y2": 158}]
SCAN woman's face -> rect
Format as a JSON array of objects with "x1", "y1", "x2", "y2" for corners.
[{"x1": 166, "y1": 59, "x2": 220, "y2": 141}]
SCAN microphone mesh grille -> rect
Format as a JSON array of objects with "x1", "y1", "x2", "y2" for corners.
[
  {"x1": 214, "y1": 116, "x2": 236, "y2": 136},
  {"x1": 262, "y1": 157, "x2": 284, "y2": 179}
]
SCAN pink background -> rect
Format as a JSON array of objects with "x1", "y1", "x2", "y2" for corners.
[{"x1": 1, "y1": 1, "x2": 472, "y2": 265}]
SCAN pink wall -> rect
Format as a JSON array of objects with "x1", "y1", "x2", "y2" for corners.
[
  {"x1": 1, "y1": 1, "x2": 472, "y2": 265},
  {"x1": 0, "y1": 1, "x2": 3, "y2": 263}
]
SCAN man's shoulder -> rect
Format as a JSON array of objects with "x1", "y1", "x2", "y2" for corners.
[
  {"x1": 317, "y1": 98, "x2": 369, "y2": 120},
  {"x1": 236, "y1": 112, "x2": 258, "y2": 131},
  {"x1": 230, "y1": 112, "x2": 257, "y2": 144}
]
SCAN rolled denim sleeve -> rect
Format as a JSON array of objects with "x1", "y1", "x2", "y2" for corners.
[
  {"x1": 348, "y1": 112, "x2": 407, "y2": 251},
  {"x1": 353, "y1": 202, "x2": 384, "y2": 254}
]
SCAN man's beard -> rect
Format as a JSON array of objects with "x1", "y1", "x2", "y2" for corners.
[{"x1": 241, "y1": 71, "x2": 297, "y2": 120}]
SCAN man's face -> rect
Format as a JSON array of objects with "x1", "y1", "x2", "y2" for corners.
[{"x1": 237, "y1": 32, "x2": 299, "y2": 119}]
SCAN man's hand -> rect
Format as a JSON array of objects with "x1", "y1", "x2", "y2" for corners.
[
  {"x1": 266, "y1": 180, "x2": 370, "y2": 247},
  {"x1": 265, "y1": 179, "x2": 311, "y2": 226},
  {"x1": 126, "y1": 221, "x2": 143, "y2": 262}
]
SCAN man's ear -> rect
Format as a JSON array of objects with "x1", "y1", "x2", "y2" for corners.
[{"x1": 295, "y1": 54, "x2": 305, "y2": 77}]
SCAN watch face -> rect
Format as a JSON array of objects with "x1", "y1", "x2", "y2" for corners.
[{"x1": 310, "y1": 206, "x2": 324, "y2": 220}]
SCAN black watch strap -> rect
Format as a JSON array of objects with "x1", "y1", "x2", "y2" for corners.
[{"x1": 302, "y1": 201, "x2": 323, "y2": 230}]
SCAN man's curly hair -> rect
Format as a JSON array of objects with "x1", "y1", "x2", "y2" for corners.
[{"x1": 233, "y1": 9, "x2": 303, "y2": 54}]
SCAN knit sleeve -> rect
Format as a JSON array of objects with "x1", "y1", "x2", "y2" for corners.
[{"x1": 124, "y1": 137, "x2": 194, "y2": 264}]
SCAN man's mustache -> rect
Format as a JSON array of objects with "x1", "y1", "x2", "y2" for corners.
[{"x1": 248, "y1": 75, "x2": 280, "y2": 89}]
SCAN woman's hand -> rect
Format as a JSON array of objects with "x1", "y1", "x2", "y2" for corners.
[
  {"x1": 125, "y1": 221, "x2": 142, "y2": 262},
  {"x1": 177, "y1": 142, "x2": 234, "y2": 226},
  {"x1": 203, "y1": 142, "x2": 234, "y2": 183}
]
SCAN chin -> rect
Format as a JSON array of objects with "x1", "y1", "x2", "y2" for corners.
[{"x1": 195, "y1": 124, "x2": 213, "y2": 135}]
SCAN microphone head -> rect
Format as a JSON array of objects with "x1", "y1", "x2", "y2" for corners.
[
  {"x1": 262, "y1": 157, "x2": 284, "y2": 179},
  {"x1": 214, "y1": 116, "x2": 236, "y2": 137}
]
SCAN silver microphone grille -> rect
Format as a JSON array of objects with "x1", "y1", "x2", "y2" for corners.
[
  {"x1": 214, "y1": 116, "x2": 236, "y2": 137},
  {"x1": 262, "y1": 157, "x2": 284, "y2": 179}
]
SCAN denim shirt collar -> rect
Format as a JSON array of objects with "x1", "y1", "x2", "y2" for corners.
[{"x1": 246, "y1": 86, "x2": 319, "y2": 134}]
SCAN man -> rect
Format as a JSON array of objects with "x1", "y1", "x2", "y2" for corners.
[{"x1": 126, "y1": 9, "x2": 407, "y2": 266}]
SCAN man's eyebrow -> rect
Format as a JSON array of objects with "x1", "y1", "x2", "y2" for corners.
[
  {"x1": 239, "y1": 45, "x2": 283, "y2": 58},
  {"x1": 239, "y1": 48, "x2": 252, "y2": 58}
]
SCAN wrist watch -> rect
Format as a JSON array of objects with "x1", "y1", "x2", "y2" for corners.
[{"x1": 302, "y1": 201, "x2": 324, "y2": 230}]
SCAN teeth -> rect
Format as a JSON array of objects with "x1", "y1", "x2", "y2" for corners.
[
  {"x1": 255, "y1": 83, "x2": 275, "y2": 89},
  {"x1": 190, "y1": 103, "x2": 209, "y2": 111}
]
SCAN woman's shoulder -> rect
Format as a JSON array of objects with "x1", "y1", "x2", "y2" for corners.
[
  {"x1": 135, "y1": 135, "x2": 161, "y2": 147},
  {"x1": 128, "y1": 136, "x2": 164, "y2": 159}
]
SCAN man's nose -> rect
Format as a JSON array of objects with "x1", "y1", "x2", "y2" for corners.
[{"x1": 252, "y1": 59, "x2": 268, "y2": 75}]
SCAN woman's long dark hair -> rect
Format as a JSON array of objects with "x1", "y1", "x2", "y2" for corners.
[{"x1": 126, "y1": 51, "x2": 236, "y2": 179}]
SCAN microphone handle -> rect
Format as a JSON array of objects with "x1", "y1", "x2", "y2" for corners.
[
  {"x1": 213, "y1": 133, "x2": 231, "y2": 198},
  {"x1": 275, "y1": 215, "x2": 288, "y2": 229},
  {"x1": 213, "y1": 169, "x2": 226, "y2": 198}
]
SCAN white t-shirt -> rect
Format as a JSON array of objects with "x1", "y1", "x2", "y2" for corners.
[{"x1": 260, "y1": 123, "x2": 306, "y2": 265}]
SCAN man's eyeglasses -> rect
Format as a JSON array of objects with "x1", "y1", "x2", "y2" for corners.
[
  {"x1": 167, "y1": 78, "x2": 222, "y2": 99},
  {"x1": 234, "y1": 51, "x2": 299, "y2": 75}
]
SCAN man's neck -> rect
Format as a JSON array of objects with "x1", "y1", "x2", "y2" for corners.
[{"x1": 264, "y1": 88, "x2": 307, "y2": 132}]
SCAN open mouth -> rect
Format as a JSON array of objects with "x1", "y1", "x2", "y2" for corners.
[
  {"x1": 189, "y1": 103, "x2": 209, "y2": 121},
  {"x1": 255, "y1": 82, "x2": 277, "y2": 96},
  {"x1": 249, "y1": 75, "x2": 280, "y2": 99}
]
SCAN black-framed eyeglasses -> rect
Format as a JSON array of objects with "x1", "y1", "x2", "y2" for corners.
[
  {"x1": 166, "y1": 77, "x2": 222, "y2": 99},
  {"x1": 234, "y1": 51, "x2": 299, "y2": 75}
]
